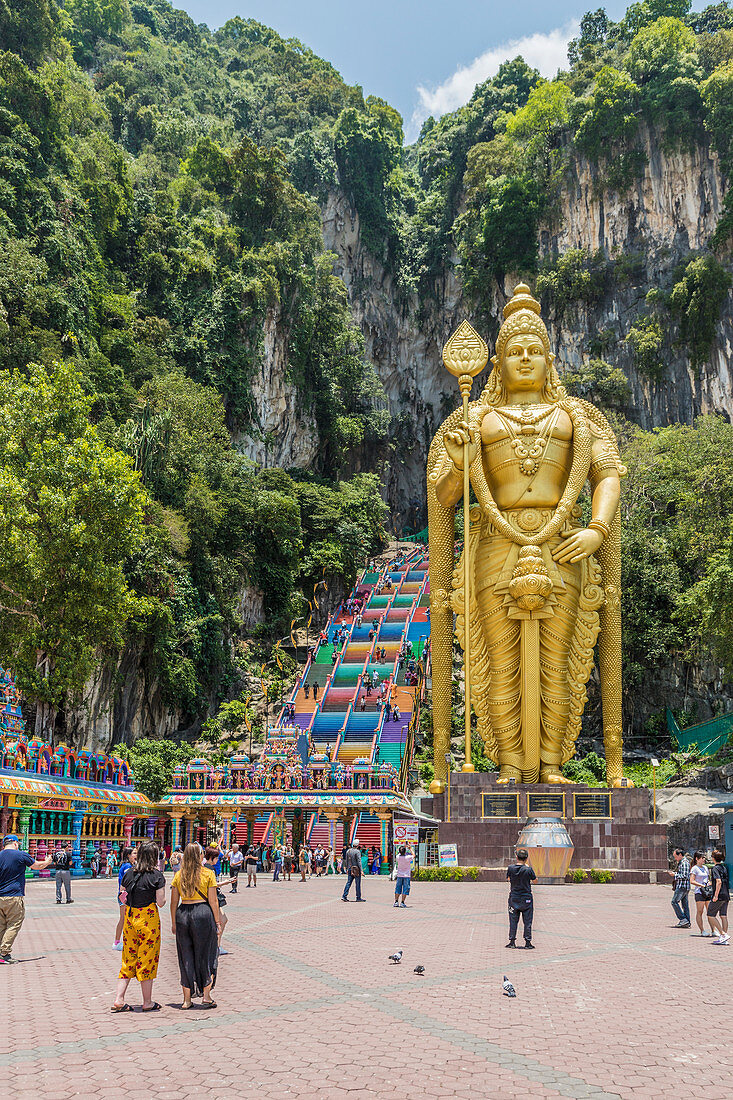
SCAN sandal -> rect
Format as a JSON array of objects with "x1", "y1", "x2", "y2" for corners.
[
  {"x1": 200, "y1": 1000, "x2": 217, "y2": 1009},
  {"x1": 110, "y1": 1003, "x2": 132, "y2": 1013},
  {"x1": 180, "y1": 1002, "x2": 193, "y2": 1010},
  {"x1": 141, "y1": 1002, "x2": 162, "y2": 1012}
]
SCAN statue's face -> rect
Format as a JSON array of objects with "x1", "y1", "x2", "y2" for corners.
[{"x1": 501, "y1": 332, "x2": 548, "y2": 393}]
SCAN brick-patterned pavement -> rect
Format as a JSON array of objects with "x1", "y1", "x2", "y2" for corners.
[{"x1": 2, "y1": 874, "x2": 731, "y2": 1098}]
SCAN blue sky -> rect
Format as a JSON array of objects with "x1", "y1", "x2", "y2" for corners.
[{"x1": 177, "y1": 0, "x2": 707, "y2": 140}]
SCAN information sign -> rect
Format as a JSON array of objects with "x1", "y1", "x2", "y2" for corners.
[
  {"x1": 481, "y1": 793, "x2": 519, "y2": 819},
  {"x1": 527, "y1": 793, "x2": 565, "y2": 816},
  {"x1": 394, "y1": 819, "x2": 419, "y2": 845},
  {"x1": 438, "y1": 844, "x2": 458, "y2": 867},
  {"x1": 573, "y1": 792, "x2": 611, "y2": 819}
]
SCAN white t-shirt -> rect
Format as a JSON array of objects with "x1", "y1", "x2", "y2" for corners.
[
  {"x1": 691, "y1": 864, "x2": 709, "y2": 892},
  {"x1": 229, "y1": 850, "x2": 244, "y2": 867},
  {"x1": 396, "y1": 853, "x2": 413, "y2": 878}
]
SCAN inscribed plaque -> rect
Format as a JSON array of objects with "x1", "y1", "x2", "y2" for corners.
[
  {"x1": 573, "y1": 792, "x2": 611, "y2": 819},
  {"x1": 527, "y1": 792, "x2": 565, "y2": 816},
  {"x1": 482, "y1": 792, "x2": 520, "y2": 819}
]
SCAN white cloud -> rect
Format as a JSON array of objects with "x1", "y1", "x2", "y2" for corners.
[{"x1": 408, "y1": 21, "x2": 580, "y2": 141}]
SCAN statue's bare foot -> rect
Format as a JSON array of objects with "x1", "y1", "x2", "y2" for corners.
[
  {"x1": 539, "y1": 766, "x2": 573, "y2": 785},
  {"x1": 496, "y1": 766, "x2": 523, "y2": 784}
]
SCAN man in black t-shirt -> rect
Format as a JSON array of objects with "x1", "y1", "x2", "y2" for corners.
[
  {"x1": 707, "y1": 848, "x2": 730, "y2": 944},
  {"x1": 506, "y1": 848, "x2": 536, "y2": 949}
]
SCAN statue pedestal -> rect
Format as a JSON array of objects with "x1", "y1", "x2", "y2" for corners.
[{"x1": 422, "y1": 773, "x2": 668, "y2": 880}]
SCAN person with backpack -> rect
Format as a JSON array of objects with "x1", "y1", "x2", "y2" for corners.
[
  {"x1": 707, "y1": 849, "x2": 730, "y2": 945},
  {"x1": 52, "y1": 842, "x2": 73, "y2": 905}
]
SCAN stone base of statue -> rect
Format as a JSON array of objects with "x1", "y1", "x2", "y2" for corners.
[{"x1": 422, "y1": 773, "x2": 668, "y2": 881}]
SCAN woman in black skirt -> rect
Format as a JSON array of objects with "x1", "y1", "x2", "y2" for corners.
[{"x1": 170, "y1": 843, "x2": 222, "y2": 1009}]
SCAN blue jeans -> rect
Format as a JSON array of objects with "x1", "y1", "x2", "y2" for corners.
[
  {"x1": 273, "y1": 862, "x2": 281, "y2": 881},
  {"x1": 672, "y1": 887, "x2": 690, "y2": 923},
  {"x1": 342, "y1": 871, "x2": 362, "y2": 900}
]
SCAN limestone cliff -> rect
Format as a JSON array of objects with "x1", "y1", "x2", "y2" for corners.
[{"x1": 322, "y1": 126, "x2": 733, "y2": 514}]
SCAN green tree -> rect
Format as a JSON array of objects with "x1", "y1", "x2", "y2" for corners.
[
  {"x1": 624, "y1": 16, "x2": 702, "y2": 144},
  {"x1": 0, "y1": 361, "x2": 148, "y2": 737},
  {"x1": 504, "y1": 80, "x2": 572, "y2": 180},
  {"x1": 668, "y1": 253, "x2": 732, "y2": 368},
  {"x1": 111, "y1": 737, "x2": 194, "y2": 800}
]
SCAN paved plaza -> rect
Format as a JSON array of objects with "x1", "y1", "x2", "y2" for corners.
[{"x1": 2, "y1": 874, "x2": 731, "y2": 1099}]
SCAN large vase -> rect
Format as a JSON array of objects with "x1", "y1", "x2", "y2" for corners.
[{"x1": 516, "y1": 813, "x2": 574, "y2": 884}]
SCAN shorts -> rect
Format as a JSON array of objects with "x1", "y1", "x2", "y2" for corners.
[
  {"x1": 394, "y1": 876, "x2": 411, "y2": 896},
  {"x1": 284, "y1": 859, "x2": 293, "y2": 872},
  {"x1": 707, "y1": 898, "x2": 729, "y2": 918}
]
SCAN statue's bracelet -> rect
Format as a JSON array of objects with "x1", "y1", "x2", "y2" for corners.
[{"x1": 588, "y1": 520, "x2": 610, "y2": 541}]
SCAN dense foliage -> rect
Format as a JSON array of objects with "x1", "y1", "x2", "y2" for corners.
[
  {"x1": 1, "y1": 0, "x2": 733, "y2": 744},
  {"x1": 0, "y1": 2, "x2": 390, "y2": 738}
]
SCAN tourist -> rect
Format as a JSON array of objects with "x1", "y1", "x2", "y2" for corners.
[
  {"x1": 506, "y1": 848, "x2": 536, "y2": 949},
  {"x1": 220, "y1": 844, "x2": 230, "y2": 877},
  {"x1": 107, "y1": 847, "x2": 117, "y2": 877},
  {"x1": 170, "y1": 843, "x2": 220, "y2": 1010},
  {"x1": 365, "y1": 681, "x2": 372, "y2": 698},
  {"x1": 273, "y1": 845, "x2": 283, "y2": 882},
  {"x1": 284, "y1": 844, "x2": 294, "y2": 881},
  {"x1": 304, "y1": 682, "x2": 310, "y2": 699},
  {"x1": 331, "y1": 649, "x2": 338, "y2": 666},
  {"x1": 229, "y1": 844, "x2": 243, "y2": 893},
  {"x1": 392, "y1": 704, "x2": 401, "y2": 723},
  {"x1": 113, "y1": 846, "x2": 136, "y2": 950},
  {"x1": 669, "y1": 847, "x2": 691, "y2": 928},
  {"x1": 326, "y1": 847, "x2": 336, "y2": 875},
  {"x1": 52, "y1": 841, "x2": 73, "y2": 905},
  {"x1": 299, "y1": 845, "x2": 308, "y2": 882},
  {"x1": 90, "y1": 849, "x2": 100, "y2": 878},
  {"x1": 313, "y1": 844, "x2": 323, "y2": 876},
  {"x1": 112, "y1": 841, "x2": 165, "y2": 1011},
  {"x1": 707, "y1": 849, "x2": 730, "y2": 945},
  {"x1": 244, "y1": 846, "x2": 258, "y2": 887},
  {"x1": 393, "y1": 845, "x2": 413, "y2": 908},
  {"x1": 371, "y1": 847, "x2": 382, "y2": 875},
  {"x1": 170, "y1": 847, "x2": 184, "y2": 876},
  {"x1": 341, "y1": 840, "x2": 365, "y2": 902},
  {"x1": 157, "y1": 847, "x2": 167, "y2": 875},
  {"x1": 359, "y1": 692, "x2": 366, "y2": 711},
  {"x1": 690, "y1": 851, "x2": 712, "y2": 936},
  {"x1": 312, "y1": 681, "x2": 319, "y2": 701},
  {"x1": 0, "y1": 834, "x2": 52, "y2": 964},
  {"x1": 372, "y1": 671, "x2": 379, "y2": 687}
]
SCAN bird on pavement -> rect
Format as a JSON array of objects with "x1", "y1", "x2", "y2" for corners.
[
  {"x1": 388, "y1": 950, "x2": 403, "y2": 964},
  {"x1": 413, "y1": 965, "x2": 425, "y2": 976},
  {"x1": 502, "y1": 975, "x2": 516, "y2": 998}
]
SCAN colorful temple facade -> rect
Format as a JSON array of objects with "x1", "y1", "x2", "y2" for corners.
[{"x1": 0, "y1": 547, "x2": 428, "y2": 872}]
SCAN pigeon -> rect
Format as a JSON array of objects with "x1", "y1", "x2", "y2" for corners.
[
  {"x1": 413, "y1": 965, "x2": 425, "y2": 976},
  {"x1": 502, "y1": 975, "x2": 516, "y2": 998},
  {"x1": 388, "y1": 950, "x2": 403, "y2": 964}
]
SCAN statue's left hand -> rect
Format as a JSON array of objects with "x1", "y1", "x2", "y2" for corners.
[{"x1": 552, "y1": 527, "x2": 603, "y2": 564}]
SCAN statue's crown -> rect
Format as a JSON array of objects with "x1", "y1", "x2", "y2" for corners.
[{"x1": 502, "y1": 282, "x2": 541, "y2": 321}]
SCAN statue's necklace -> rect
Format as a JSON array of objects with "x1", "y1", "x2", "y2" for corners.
[{"x1": 496, "y1": 407, "x2": 559, "y2": 477}]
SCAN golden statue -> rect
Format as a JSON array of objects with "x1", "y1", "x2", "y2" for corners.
[{"x1": 427, "y1": 284, "x2": 626, "y2": 789}]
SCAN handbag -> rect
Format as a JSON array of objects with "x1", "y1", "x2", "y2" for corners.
[{"x1": 701, "y1": 878, "x2": 714, "y2": 901}]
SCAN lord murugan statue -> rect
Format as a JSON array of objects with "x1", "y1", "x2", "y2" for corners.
[{"x1": 428, "y1": 284, "x2": 626, "y2": 789}]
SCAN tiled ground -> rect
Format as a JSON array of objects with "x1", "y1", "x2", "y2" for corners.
[{"x1": 2, "y1": 873, "x2": 731, "y2": 1098}]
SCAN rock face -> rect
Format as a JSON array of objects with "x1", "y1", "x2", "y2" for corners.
[
  {"x1": 322, "y1": 127, "x2": 733, "y2": 513},
  {"x1": 234, "y1": 308, "x2": 320, "y2": 470}
]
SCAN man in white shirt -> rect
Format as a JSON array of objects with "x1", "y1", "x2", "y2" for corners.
[{"x1": 228, "y1": 844, "x2": 244, "y2": 893}]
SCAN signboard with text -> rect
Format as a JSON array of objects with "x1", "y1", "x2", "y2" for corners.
[
  {"x1": 438, "y1": 844, "x2": 458, "y2": 867},
  {"x1": 394, "y1": 819, "x2": 419, "y2": 845}
]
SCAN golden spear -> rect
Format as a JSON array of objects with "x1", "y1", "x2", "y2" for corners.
[{"x1": 442, "y1": 320, "x2": 488, "y2": 772}]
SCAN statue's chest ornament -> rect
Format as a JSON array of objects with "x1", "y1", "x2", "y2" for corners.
[{"x1": 495, "y1": 406, "x2": 560, "y2": 477}]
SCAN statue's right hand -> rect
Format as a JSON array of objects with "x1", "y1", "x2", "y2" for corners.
[{"x1": 444, "y1": 421, "x2": 478, "y2": 473}]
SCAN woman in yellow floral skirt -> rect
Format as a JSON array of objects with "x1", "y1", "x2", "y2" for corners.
[{"x1": 111, "y1": 841, "x2": 166, "y2": 1012}]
